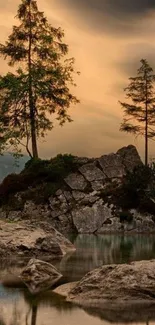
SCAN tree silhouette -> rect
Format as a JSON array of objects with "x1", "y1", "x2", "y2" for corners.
[{"x1": 120, "y1": 59, "x2": 155, "y2": 165}]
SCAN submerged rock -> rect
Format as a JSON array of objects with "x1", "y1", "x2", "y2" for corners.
[
  {"x1": 67, "y1": 259, "x2": 155, "y2": 305},
  {"x1": 21, "y1": 258, "x2": 62, "y2": 293}
]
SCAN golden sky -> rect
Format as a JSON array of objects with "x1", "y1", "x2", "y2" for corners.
[{"x1": 1, "y1": 0, "x2": 155, "y2": 160}]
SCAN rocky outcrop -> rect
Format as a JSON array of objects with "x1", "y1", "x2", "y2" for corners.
[
  {"x1": 66, "y1": 259, "x2": 155, "y2": 306},
  {"x1": 21, "y1": 258, "x2": 62, "y2": 293},
  {"x1": 99, "y1": 153, "x2": 125, "y2": 178},
  {"x1": 0, "y1": 145, "x2": 149, "y2": 235},
  {"x1": 0, "y1": 220, "x2": 75, "y2": 258},
  {"x1": 117, "y1": 144, "x2": 143, "y2": 172},
  {"x1": 96, "y1": 209, "x2": 155, "y2": 233}
]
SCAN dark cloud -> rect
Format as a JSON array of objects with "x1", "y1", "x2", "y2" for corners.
[
  {"x1": 56, "y1": 0, "x2": 155, "y2": 35},
  {"x1": 57, "y1": 0, "x2": 155, "y2": 17}
]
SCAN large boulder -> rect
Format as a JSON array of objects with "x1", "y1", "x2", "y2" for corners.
[
  {"x1": 98, "y1": 153, "x2": 125, "y2": 178},
  {"x1": 79, "y1": 162, "x2": 105, "y2": 182},
  {"x1": 72, "y1": 201, "x2": 113, "y2": 233},
  {"x1": 117, "y1": 144, "x2": 142, "y2": 171},
  {"x1": 0, "y1": 220, "x2": 75, "y2": 258},
  {"x1": 67, "y1": 260, "x2": 155, "y2": 305},
  {"x1": 53, "y1": 281, "x2": 155, "y2": 322},
  {"x1": 21, "y1": 258, "x2": 62, "y2": 293},
  {"x1": 64, "y1": 173, "x2": 87, "y2": 190}
]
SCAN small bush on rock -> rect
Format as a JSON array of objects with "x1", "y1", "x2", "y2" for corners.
[
  {"x1": 119, "y1": 211, "x2": 133, "y2": 223},
  {"x1": 0, "y1": 154, "x2": 76, "y2": 206},
  {"x1": 115, "y1": 164, "x2": 155, "y2": 211}
]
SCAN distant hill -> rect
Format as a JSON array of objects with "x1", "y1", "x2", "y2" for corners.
[{"x1": 0, "y1": 154, "x2": 29, "y2": 182}]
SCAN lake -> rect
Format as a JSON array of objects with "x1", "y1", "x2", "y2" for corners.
[{"x1": 1, "y1": 234, "x2": 155, "y2": 325}]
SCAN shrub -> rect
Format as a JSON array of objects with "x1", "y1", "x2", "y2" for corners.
[
  {"x1": 0, "y1": 154, "x2": 76, "y2": 206},
  {"x1": 123, "y1": 165, "x2": 153, "y2": 192},
  {"x1": 115, "y1": 165, "x2": 154, "y2": 209},
  {"x1": 119, "y1": 210, "x2": 133, "y2": 223}
]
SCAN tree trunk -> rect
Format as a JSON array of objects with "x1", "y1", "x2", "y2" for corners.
[
  {"x1": 145, "y1": 75, "x2": 148, "y2": 166},
  {"x1": 30, "y1": 105, "x2": 38, "y2": 158},
  {"x1": 145, "y1": 114, "x2": 148, "y2": 166},
  {"x1": 28, "y1": 0, "x2": 38, "y2": 159}
]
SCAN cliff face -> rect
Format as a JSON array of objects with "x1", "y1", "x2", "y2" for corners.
[{"x1": 0, "y1": 145, "x2": 155, "y2": 234}]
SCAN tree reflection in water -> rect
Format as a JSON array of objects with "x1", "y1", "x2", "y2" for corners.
[{"x1": 30, "y1": 305, "x2": 37, "y2": 325}]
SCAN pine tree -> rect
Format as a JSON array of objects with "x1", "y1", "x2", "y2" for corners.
[
  {"x1": 0, "y1": 0, "x2": 79, "y2": 158},
  {"x1": 119, "y1": 59, "x2": 155, "y2": 166}
]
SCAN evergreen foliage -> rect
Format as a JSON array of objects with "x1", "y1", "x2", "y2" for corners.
[
  {"x1": 120, "y1": 59, "x2": 155, "y2": 165},
  {"x1": 0, "y1": 0, "x2": 79, "y2": 157}
]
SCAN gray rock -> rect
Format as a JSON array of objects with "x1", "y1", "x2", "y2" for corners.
[
  {"x1": 51, "y1": 209, "x2": 62, "y2": 219},
  {"x1": 91, "y1": 180, "x2": 104, "y2": 191},
  {"x1": 98, "y1": 153, "x2": 125, "y2": 178},
  {"x1": 51, "y1": 213, "x2": 75, "y2": 235},
  {"x1": 22, "y1": 201, "x2": 50, "y2": 219},
  {"x1": 50, "y1": 197, "x2": 69, "y2": 216},
  {"x1": 117, "y1": 144, "x2": 142, "y2": 171},
  {"x1": 97, "y1": 216, "x2": 122, "y2": 233},
  {"x1": 7, "y1": 211, "x2": 21, "y2": 222},
  {"x1": 58, "y1": 194, "x2": 67, "y2": 204},
  {"x1": 63, "y1": 191, "x2": 73, "y2": 202},
  {"x1": 65, "y1": 173, "x2": 87, "y2": 190},
  {"x1": 80, "y1": 192, "x2": 99, "y2": 205},
  {"x1": 72, "y1": 202, "x2": 113, "y2": 233},
  {"x1": 73, "y1": 157, "x2": 94, "y2": 165},
  {"x1": 72, "y1": 191, "x2": 85, "y2": 201},
  {"x1": 79, "y1": 163, "x2": 105, "y2": 182},
  {"x1": 21, "y1": 258, "x2": 62, "y2": 293},
  {"x1": 0, "y1": 208, "x2": 7, "y2": 219},
  {"x1": 56, "y1": 189, "x2": 63, "y2": 196},
  {"x1": 67, "y1": 260, "x2": 155, "y2": 304},
  {"x1": 49, "y1": 196, "x2": 60, "y2": 208}
]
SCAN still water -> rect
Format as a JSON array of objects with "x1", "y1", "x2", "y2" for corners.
[{"x1": 1, "y1": 234, "x2": 155, "y2": 325}]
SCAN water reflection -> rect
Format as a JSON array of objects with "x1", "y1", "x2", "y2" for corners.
[
  {"x1": 57, "y1": 234, "x2": 155, "y2": 282},
  {"x1": 0, "y1": 287, "x2": 78, "y2": 325},
  {"x1": 1, "y1": 286, "x2": 155, "y2": 325},
  {"x1": 1, "y1": 234, "x2": 155, "y2": 325}
]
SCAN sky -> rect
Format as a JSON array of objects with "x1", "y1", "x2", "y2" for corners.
[{"x1": 1, "y1": 0, "x2": 155, "y2": 160}]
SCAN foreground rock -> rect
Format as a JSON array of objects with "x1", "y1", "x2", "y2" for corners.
[
  {"x1": 21, "y1": 259, "x2": 62, "y2": 293},
  {"x1": 0, "y1": 220, "x2": 75, "y2": 258},
  {"x1": 66, "y1": 260, "x2": 155, "y2": 306}
]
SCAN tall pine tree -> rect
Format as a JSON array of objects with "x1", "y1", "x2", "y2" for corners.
[
  {"x1": 0, "y1": 0, "x2": 79, "y2": 158},
  {"x1": 120, "y1": 59, "x2": 155, "y2": 166}
]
